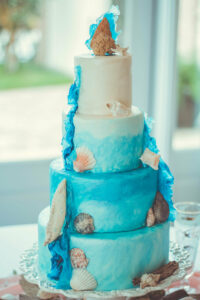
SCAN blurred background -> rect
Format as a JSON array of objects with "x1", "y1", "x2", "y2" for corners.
[{"x1": 0, "y1": 0, "x2": 200, "y2": 226}]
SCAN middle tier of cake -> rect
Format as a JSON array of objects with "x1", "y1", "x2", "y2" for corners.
[{"x1": 50, "y1": 158, "x2": 158, "y2": 233}]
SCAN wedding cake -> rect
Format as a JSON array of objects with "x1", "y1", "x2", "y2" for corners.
[{"x1": 37, "y1": 7, "x2": 175, "y2": 292}]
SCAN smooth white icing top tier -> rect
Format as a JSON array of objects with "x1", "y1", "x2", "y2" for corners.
[{"x1": 74, "y1": 54, "x2": 132, "y2": 115}]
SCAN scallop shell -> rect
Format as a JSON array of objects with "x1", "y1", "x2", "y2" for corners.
[
  {"x1": 140, "y1": 148, "x2": 160, "y2": 170},
  {"x1": 73, "y1": 147, "x2": 96, "y2": 173},
  {"x1": 153, "y1": 191, "x2": 170, "y2": 223},
  {"x1": 70, "y1": 268, "x2": 97, "y2": 291},
  {"x1": 106, "y1": 101, "x2": 131, "y2": 117},
  {"x1": 44, "y1": 179, "x2": 66, "y2": 246},
  {"x1": 70, "y1": 248, "x2": 89, "y2": 268},
  {"x1": 146, "y1": 208, "x2": 156, "y2": 227},
  {"x1": 140, "y1": 273, "x2": 160, "y2": 289},
  {"x1": 74, "y1": 213, "x2": 95, "y2": 234}
]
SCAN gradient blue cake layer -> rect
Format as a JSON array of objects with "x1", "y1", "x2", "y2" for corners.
[
  {"x1": 50, "y1": 158, "x2": 158, "y2": 232},
  {"x1": 38, "y1": 207, "x2": 169, "y2": 291},
  {"x1": 62, "y1": 107, "x2": 144, "y2": 173}
]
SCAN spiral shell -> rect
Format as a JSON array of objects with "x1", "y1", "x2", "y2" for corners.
[
  {"x1": 70, "y1": 248, "x2": 89, "y2": 269},
  {"x1": 74, "y1": 213, "x2": 95, "y2": 234},
  {"x1": 70, "y1": 268, "x2": 97, "y2": 291},
  {"x1": 73, "y1": 147, "x2": 96, "y2": 173},
  {"x1": 153, "y1": 192, "x2": 170, "y2": 223},
  {"x1": 146, "y1": 208, "x2": 156, "y2": 227}
]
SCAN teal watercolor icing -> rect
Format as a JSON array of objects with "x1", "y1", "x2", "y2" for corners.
[
  {"x1": 38, "y1": 206, "x2": 169, "y2": 291},
  {"x1": 49, "y1": 158, "x2": 157, "y2": 232}
]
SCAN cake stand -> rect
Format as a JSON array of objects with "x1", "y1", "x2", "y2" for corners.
[{"x1": 20, "y1": 241, "x2": 191, "y2": 299}]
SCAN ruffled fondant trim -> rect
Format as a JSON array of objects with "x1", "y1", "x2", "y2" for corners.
[
  {"x1": 62, "y1": 65, "x2": 81, "y2": 169},
  {"x1": 85, "y1": 5, "x2": 120, "y2": 51},
  {"x1": 143, "y1": 116, "x2": 176, "y2": 221}
]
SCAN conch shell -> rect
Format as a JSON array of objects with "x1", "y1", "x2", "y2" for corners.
[
  {"x1": 140, "y1": 148, "x2": 160, "y2": 170},
  {"x1": 73, "y1": 147, "x2": 96, "y2": 173},
  {"x1": 70, "y1": 268, "x2": 97, "y2": 291},
  {"x1": 44, "y1": 179, "x2": 66, "y2": 246},
  {"x1": 106, "y1": 101, "x2": 131, "y2": 117}
]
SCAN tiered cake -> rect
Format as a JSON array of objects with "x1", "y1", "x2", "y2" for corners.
[{"x1": 37, "y1": 7, "x2": 174, "y2": 292}]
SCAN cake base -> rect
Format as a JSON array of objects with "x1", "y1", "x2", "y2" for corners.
[{"x1": 20, "y1": 242, "x2": 191, "y2": 299}]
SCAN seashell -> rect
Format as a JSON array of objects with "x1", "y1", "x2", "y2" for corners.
[
  {"x1": 37, "y1": 290, "x2": 55, "y2": 299},
  {"x1": 91, "y1": 17, "x2": 116, "y2": 56},
  {"x1": 153, "y1": 191, "x2": 170, "y2": 223},
  {"x1": 44, "y1": 179, "x2": 67, "y2": 246},
  {"x1": 140, "y1": 148, "x2": 160, "y2": 170},
  {"x1": 106, "y1": 101, "x2": 131, "y2": 117},
  {"x1": 111, "y1": 44, "x2": 129, "y2": 56},
  {"x1": 70, "y1": 268, "x2": 97, "y2": 291},
  {"x1": 140, "y1": 273, "x2": 160, "y2": 289},
  {"x1": 73, "y1": 147, "x2": 96, "y2": 173},
  {"x1": 146, "y1": 208, "x2": 156, "y2": 227},
  {"x1": 74, "y1": 213, "x2": 95, "y2": 234},
  {"x1": 70, "y1": 248, "x2": 89, "y2": 268}
]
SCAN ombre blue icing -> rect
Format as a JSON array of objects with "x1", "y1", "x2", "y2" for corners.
[
  {"x1": 49, "y1": 158, "x2": 157, "y2": 232},
  {"x1": 38, "y1": 207, "x2": 169, "y2": 291},
  {"x1": 61, "y1": 65, "x2": 81, "y2": 169},
  {"x1": 62, "y1": 107, "x2": 144, "y2": 173}
]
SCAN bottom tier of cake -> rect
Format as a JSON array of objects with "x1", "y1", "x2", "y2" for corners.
[{"x1": 38, "y1": 207, "x2": 169, "y2": 291}]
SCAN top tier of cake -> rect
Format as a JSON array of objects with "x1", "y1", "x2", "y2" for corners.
[{"x1": 75, "y1": 54, "x2": 132, "y2": 116}]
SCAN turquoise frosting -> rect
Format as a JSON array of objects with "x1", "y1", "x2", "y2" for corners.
[
  {"x1": 49, "y1": 158, "x2": 158, "y2": 232},
  {"x1": 38, "y1": 207, "x2": 169, "y2": 291}
]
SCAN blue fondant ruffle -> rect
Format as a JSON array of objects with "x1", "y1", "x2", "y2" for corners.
[
  {"x1": 61, "y1": 65, "x2": 81, "y2": 169},
  {"x1": 143, "y1": 116, "x2": 176, "y2": 221},
  {"x1": 48, "y1": 229, "x2": 72, "y2": 289},
  {"x1": 85, "y1": 5, "x2": 120, "y2": 50}
]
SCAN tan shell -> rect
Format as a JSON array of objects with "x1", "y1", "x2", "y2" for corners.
[
  {"x1": 153, "y1": 191, "x2": 169, "y2": 223},
  {"x1": 140, "y1": 273, "x2": 160, "y2": 289},
  {"x1": 146, "y1": 208, "x2": 156, "y2": 227},
  {"x1": 70, "y1": 248, "x2": 89, "y2": 269},
  {"x1": 111, "y1": 44, "x2": 129, "y2": 56},
  {"x1": 37, "y1": 290, "x2": 55, "y2": 299},
  {"x1": 73, "y1": 147, "x2": 96, "y2": 173},
  {"x1": 140, "y1": 148, "x2": 160, "y2": 170},
  {"x1": 74, "y1": 213, "x2": 95, "y2": 234},
  {"x1": 91, "y1": 17, "x2": 116, "y2": 56},
  {"x1": 70, "y1": 268, "x2": 97, "y2": 291},
  {"x1": 44, "y1": 179, "x2": 67, "y2": 246}
]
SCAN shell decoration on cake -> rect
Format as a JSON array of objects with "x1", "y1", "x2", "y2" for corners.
[
  {"x1": 140, "y1": 273, "x2": 161, "y2": 289},
  {"x1": 44, "y1": 179, "x2": 66, "y2": 246},
  {"x1": 73, "y1": 146, "x2": 96, "y2": 173},
  {"x1": 70, "y1": 248, "x2": 89, "y2": 269},
  {"x1": 70, "y1": 268, "x2": 97, "y2": 291},
  {"x1": 140, "y1": 148, "x2": 161, "y2": 170},
  {"x1": 106, "y1": 101, "x2": 131, "y2": 117},
  {"x1": 153, "y1": 191, "x2": 170, "y2": 223},
  {"x1": 90, "y1": 17, "x2": 116, "y2": 56},
  {"x1": 74, "y1": 213, "x2": 95, "y2": 234},
  {"x1": 146, "y1": 208, "x2": 156, "y2": 227},
  {"x1": 111, "y1": 44, "x2": 129, "y2": 56}
]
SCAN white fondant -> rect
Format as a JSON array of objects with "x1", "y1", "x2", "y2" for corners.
[{"x1": 75, "y1": 54, "x2": 132, "y2": 115}]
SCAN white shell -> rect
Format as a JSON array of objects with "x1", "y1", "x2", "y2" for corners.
[
  {"x1": 73, "y1": 147, "x2": 96, "y2": 172},
  {"x1": 140, "y1": 148, "x2": 160, "y2": 170},
  {"x1": 146, "y1": 208, "x2": 156, "y2": 227},
  {"x1": 106, "y1": 101, "x2": 131, "y2": 117},
  {"x1": 44, "y1": 179, "x2": 67, "y2": 245},
  {"x1": 140, "y1": 273, "x2": 160, "y2": 289},
  {"x1": 70, "y1": 268, "x2": 97, "y2": 291},
  {"x1": 111, "y1": 44, "x2": 129, "y2": 56}
]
